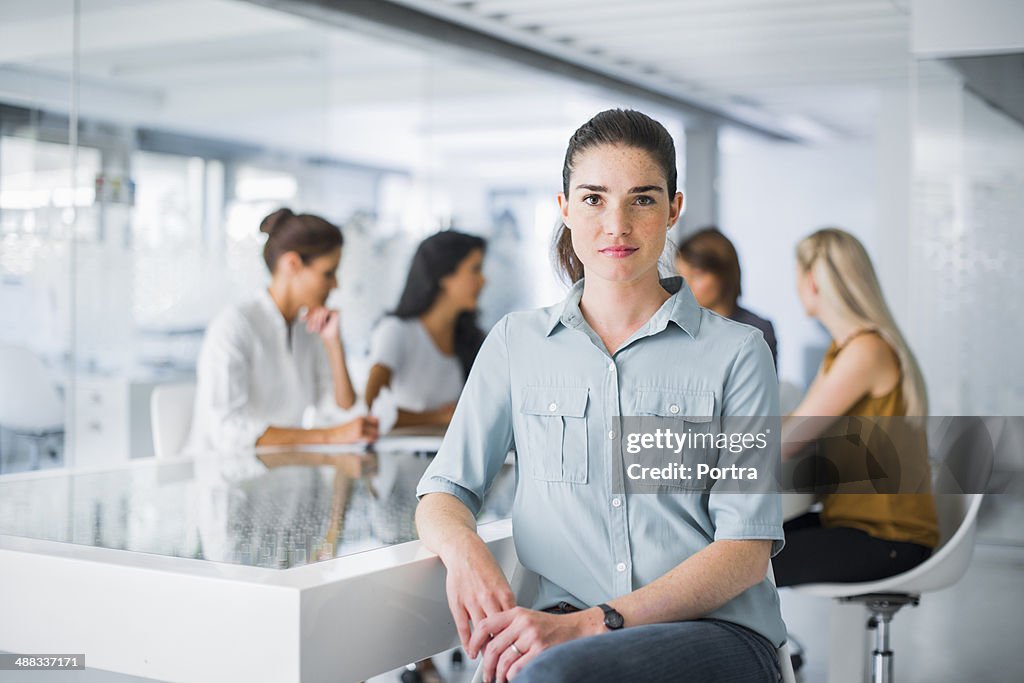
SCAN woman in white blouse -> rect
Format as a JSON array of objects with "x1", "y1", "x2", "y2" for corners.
[
  {"x1": 188, "y1": 208, "x2": 377, "y2": 453},
  {"x1": 365, "y1": 230, "x2": 487, "y2": 429}
]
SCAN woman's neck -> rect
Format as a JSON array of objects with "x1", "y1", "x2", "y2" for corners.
[
  {"x1": 817, "y1": 309, "x2": 864, "y2": 346},
  {"x1": 420, "y1": 299, "x2": 462, "y2": 355},
  {"x1": 267, "y1": 283, "x2": 299, "y2": 324},
  {"x1": 709, "y1": 301, "x2": 735, "y2": 318},
  {"x1": 579, "y1": 274, "x2": 670, "y2": 351}
]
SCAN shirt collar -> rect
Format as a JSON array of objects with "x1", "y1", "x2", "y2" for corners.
[
  {"x1": 257, "y1": 288, "x2": 291, "y2": 334},
  {"x1": 544, "y1": 275, "x2": 703, "y2": 338}
]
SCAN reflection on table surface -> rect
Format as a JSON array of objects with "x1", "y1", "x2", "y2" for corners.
[{"x1": 0, "y1": 447, "x2": 516, "y2": 570}]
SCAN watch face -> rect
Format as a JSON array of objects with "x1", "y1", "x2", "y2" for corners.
[{"x1": 605, "y1": 610, "x2": 625, "y2": 629}]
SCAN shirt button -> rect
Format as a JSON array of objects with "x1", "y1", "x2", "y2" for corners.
[
  {"x1": 616, "y1": 563, "x2": 626, "y2": 572},
  {"x1": 548, "y1": 402, "x2": 558, "y2": 412},
  {"x1": 608, "y1": 430, "x2": 615, "y2": 440},
  {"x1": 608, "y1": 363, "x2": 615, "y2": 372},
  {"x1": 611, "y1": 498, "x2": 622, "y2": 508},
  {"x1": 669, "y1": 404, "x2": 680, "y2": 414}
]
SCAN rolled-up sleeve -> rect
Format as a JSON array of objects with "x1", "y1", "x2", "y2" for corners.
[
  {"x1": 416, "y1": 315, "x2": 514, "y2": 516},
  {"x1": 709, "y1": 329, "x2": 785, "y2": 556}
]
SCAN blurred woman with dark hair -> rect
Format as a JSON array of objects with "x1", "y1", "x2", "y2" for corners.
[
  {"x1": 187, "y1": 208, "x2": 377, "y2": 453},
  {"x1": 364, "y1": 230, "x2": 487, "y2": 429},
  {"x1": 675, "y1": 227, "x2": 778, "y2": 367}
]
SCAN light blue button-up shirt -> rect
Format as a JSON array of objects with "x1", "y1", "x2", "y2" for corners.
[{"x1": 417, "y1": 276, "x2": 786, "y2": 646}]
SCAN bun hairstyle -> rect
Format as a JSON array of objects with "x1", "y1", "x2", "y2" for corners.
[
  {"x1": 260, "y1": 208, "x2": 343, "y2": 272},
  {"x1": 554, "y1": 109, "x2": 678, "y2": 284}
]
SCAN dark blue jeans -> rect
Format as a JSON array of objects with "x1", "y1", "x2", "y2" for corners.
[{"x1": 515, "y1": 618, "x2": 781, "y2": 683}]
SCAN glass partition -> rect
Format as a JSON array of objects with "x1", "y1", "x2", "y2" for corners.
[{"x1": 0, "y1": 0, "x2": 685, "y2": 473}]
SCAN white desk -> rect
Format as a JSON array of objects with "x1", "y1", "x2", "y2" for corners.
[{"x1": 0, "y1": 450, "x2": 516, "y2": 683}]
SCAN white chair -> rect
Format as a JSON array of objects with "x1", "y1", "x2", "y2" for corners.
[
  {"x1": 471, "y1": 562, "x2": 797, "y2": 683},
  {"x1": 792, "y1": 417, "x2": 995, "y2": 683},
  {"x1": 0, "y1": 342, "x2": 65, "y2": 472},
  {"x1": 150, "y1": 382, "x2": 196, "y2": 459}
]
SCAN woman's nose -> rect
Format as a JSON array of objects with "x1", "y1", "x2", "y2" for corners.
[{"x1": 603, "y1": 205, "x2": 631, "y2": 235}]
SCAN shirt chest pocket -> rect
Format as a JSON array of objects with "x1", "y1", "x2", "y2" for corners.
[
  {"x1": 520, "y1": 386, "x2": 589, "y2": 484},
  {"x1": 634, "y1": 389, "x2": 716, "y2": 490}
]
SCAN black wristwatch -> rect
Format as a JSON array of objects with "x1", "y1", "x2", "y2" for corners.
[{"x1": 597, "y1": 603, "x2": 624, "y2": 630}]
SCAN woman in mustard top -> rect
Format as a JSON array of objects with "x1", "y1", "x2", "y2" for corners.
[{"x1": 775, "y1": 228, "x2": 938, "y2": 586}]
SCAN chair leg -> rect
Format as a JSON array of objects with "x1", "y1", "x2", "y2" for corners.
[
  {"x1": 842, "y1": 594, "x2": 918, "y2": 683},
  {"x1": 869, "y1": 607, "x2": 894, "y2": 683}
]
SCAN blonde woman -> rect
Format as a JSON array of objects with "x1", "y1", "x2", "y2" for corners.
[{"x1": 775, "y1": 228, "x2": 937, "y2": 586}]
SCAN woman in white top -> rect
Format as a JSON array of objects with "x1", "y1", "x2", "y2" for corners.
[
  {"x1": 188, "y1": 208, "x2": 378, "y2": 453},
  {"x1": 365, "y1": 231, "x2": 487, "y2": 428}
]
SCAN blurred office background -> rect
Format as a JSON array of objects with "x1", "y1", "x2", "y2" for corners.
[
  {"x1": 0, "y1": 1, "x2": 1021, "y2": 478},
  {"x1": 2, "y1": 2, "x2": 1024, "y2": 682}
]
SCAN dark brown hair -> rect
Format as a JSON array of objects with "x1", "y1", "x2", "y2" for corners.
[
  {"x1": 260, "y1": 208, "x2": 343, "y2": 272},
  {"x1": 391, "y1": 230, "x2": 487, "y2": 380},
  {"x1": 554, "y1": 109, "x2": 678, "y2": 283},
  {"x1": 676, "y1": 226, "x2": 742, "y2": 306}
]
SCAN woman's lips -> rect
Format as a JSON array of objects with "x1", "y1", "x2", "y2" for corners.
[{"x1": 599, "y1": 246, "x2": 639, "y2": 258}]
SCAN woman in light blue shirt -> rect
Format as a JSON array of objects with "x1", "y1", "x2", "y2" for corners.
[{"x1": 416, "y1": 110, "x2": 784, "y2": 683}]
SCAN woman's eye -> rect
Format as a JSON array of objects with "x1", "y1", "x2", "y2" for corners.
[
  {"x1": 634, "y1": 195, "x2": 655, "y2": 206},
  {"x1": 582, "y1": 195, "x2": 601, "y2": 206}
]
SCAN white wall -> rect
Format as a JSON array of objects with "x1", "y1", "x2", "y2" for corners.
[{"x1": 718, "y1": 129, "x2": 880, "y2": 388}]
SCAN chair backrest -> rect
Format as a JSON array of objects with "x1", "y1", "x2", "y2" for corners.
[
  {"x1": 930, "y1": 416, "x2": 994, "y2": 503},
  {"x1": 150, "y1": 382, "x2": 196, "y2": 459},
  {"x1": 0, "y1": 342, "x2": 64, "y2": 430},
  {"x1": 906, "y1": 492, "x2": 985, "y2": 593}
]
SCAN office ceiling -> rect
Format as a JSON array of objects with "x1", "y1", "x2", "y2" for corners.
[
  {"x1": 392, "y1": 0, "x2": 915, "y2": 139},
  {"x1": 0, "y1": 0, "x2": 920, "y2": 178}
]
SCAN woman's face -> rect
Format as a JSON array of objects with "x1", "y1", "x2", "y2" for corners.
[
  {"x1": 674, "y1": 257, "x2": 723, "y2": 309},
  {"x1": 293, "y1": 247, "x2": 341, "y2": 308},
  {"x1": 441, "y1": 248, "x2": 486, "y2": 312},
  {"x1": 558, "y1": 144, "x2": 682, "y2": 285}
]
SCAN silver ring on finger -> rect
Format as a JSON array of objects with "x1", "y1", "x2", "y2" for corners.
[{"x1": 509, "y1": 643, "x2": 523, "y2": 657}]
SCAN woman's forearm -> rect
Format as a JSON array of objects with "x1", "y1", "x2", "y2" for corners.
[
  {"x1": 256, "y1": 425, "x2": 333, "y2": 446},
  {"x1": 323, "y1": 338, "x2": 356, "y2": 410},
  {"x1": 395, "y1": 406, "x2": 450, "y2": 428},
  {"x1": 415, "y1": 492, "x2": 481, "y2": 561},
  {"x1": 602, "y1": 539, "x2": 772, "y2": 630},
  {"x1": 364, "y1": 364, "x2": 391, "y2": 412}
]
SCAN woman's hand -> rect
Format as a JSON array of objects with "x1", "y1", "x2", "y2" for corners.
[
  {"x1": 303, "y1": 306, "x2": 341, "y2": 343},
  {"x1": 328, "y1": 415, "x2": 379, "y2": 444},
  {"x1": 470, "y1": 607, "x2": 603, "y2": 682},
  {"x1": 442, "y1": 535, "x2": 516, "y2": 657},
  {"x1": 431, "y1": 402, "x2": 457, "y2": 426}
]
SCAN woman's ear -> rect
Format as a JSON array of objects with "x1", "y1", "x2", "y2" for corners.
[
  {"x1": 668, "y1": 191, "x2": 684, "y2": 226},
  {"x1": 437, "y1": 272, "x2": 453, "y2": 297},
  {"x1": 557, "y1": 192, "x2": 569, "y2": 227},
  {"x1": 278, "y1": 251, "x2": 303, "y2": 276}
]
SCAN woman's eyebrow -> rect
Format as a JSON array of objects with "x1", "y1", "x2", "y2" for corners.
[{"x1": 574, "y1": 184, "x2": 665, "y2": 193}]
